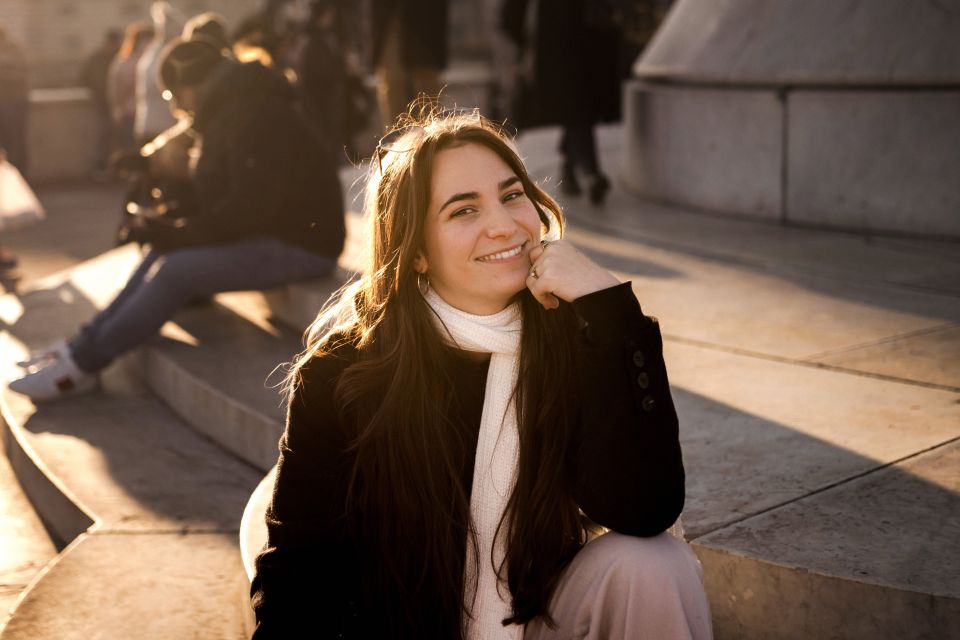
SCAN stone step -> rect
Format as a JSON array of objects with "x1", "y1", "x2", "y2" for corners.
[
  {"x1": 0, "y1": 427, "x2": 58, "y2": 631},
  {"x1": 0, "y1": 331, "x2": 261, "y2": 639},
  {"x1": 2, "y1": 532, "x2": 249, "y2": 640}
]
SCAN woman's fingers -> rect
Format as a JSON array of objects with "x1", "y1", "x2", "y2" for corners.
[
  {"x1": 526, "y1": 241, "x2": 563, "y2": 309},
  {"x1": 526, "y1": 238, "x2": 620, "y2": 303},
  {"x1": 527, "y1": 243, "x2": 546, "y2": 265},
  {"x1": 526, "y1": 270, "x2": 560, "y2": 309}
]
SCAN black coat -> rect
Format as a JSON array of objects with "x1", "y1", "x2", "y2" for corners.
[
  {"x1": 250, "y1": 283, "x2": 685, "y2": 637},
  {"x1": 371, "y1": 0, "x2": 449, "y2": 69},
  {"x1": 500, "y1": 0, "x2": 624, "y2": 128},
  {"x1": 144, "y1": 60, "x2": 345, "y2": 259}
]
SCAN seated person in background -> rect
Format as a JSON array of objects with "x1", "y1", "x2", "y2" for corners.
[
  {"x1": 111, "y1": 12, "x2": 232, "y2": 243},
  {"x1": 10, "y1": 37, "x2": 345, "y2": 402}
]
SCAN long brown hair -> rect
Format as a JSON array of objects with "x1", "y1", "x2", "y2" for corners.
[{"x1": 289, "y1": 107, "x2": 590, "y2": 636}]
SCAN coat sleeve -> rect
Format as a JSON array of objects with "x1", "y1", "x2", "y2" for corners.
[
  {"x1": 569, "y1": 282, "x2": 686, "y2": 537},
  {"x1": 250, "y1": 352, "x2": 361, "y2": 638}
]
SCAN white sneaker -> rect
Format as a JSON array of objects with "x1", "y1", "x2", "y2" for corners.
[
  {"x1": 8, "y1": 353, "x2": 97, "y2": 402},
  {"x1": 17, "y1": 339, "x2": 70, "y2": 371}
]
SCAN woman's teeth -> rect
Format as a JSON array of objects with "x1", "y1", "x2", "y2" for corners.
[{"x1": 477, "y1": 244, "x2": 523, "y2": 262}]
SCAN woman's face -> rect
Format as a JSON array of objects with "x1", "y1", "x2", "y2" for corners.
[{"x1": 416, "y1": 142, "x2": 542, "y2": 315}]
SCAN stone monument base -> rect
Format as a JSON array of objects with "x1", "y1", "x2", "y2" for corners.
[{"x1": 622, "y1": 81, "x2": 960, "y2": 239}]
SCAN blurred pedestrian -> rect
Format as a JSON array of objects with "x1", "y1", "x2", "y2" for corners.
[
  {"x1": 296, "y1": 0, "x2": 371, "y2": 163},
  {"x1": 0, "y1": 24, "x2": 30, "y2": 176},
  {"x1": 82, "y1": 29, "x2": 123, "y2": 176},
  {"x1": 372, "y1": 0, "x2": 449, "y2": 127},
  {"x1": 135, "y1": 2, "x2": 185, "y2": 144},
  {"x1": 500, "y1": 0, "x2": 625, "y2": 205},
  {"x1": 108, "y1": 21, "x2": 154, "y2": 152},
  {"x1": 249, "y1": 108, "x2": 711, "y2": 638},
  {"x1": 9, "y1": 38, "x2": 345, "y2": 402}
]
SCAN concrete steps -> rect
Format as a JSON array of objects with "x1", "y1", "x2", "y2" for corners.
[
  {"x1": 0, "y1": 165, "x2": 366, "y2": 636},
  {"x1": 0, "y1": 426, "x2": 58, "y2": 630},
  {"x1": 0, "y1": 252, "x2": 265, "y2": 639},
  {"x1": 0, "y1": 350, "x2": 261, "y2": 638}
]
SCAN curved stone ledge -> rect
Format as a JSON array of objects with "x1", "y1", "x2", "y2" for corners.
[
  {"x1": 697, "y1": 544, "x2": 960, "y2": 639},
  {"x1": 0, "y1": 339, "x2": 97, "y2": 548}
]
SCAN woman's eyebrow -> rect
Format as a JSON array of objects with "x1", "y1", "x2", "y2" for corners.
[
  {"x1": 438, "y1": 191, "x2": 479, "y2": 213},
  {"x1": 437, "y1": 176, "x2": 521, "y2": 213},
  {"x1": 499, "y1": 176, "x2": 521, "y2": 190}
]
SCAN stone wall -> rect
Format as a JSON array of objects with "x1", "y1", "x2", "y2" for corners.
[{"x1": 624, "y1": 0, "x2": 960, "y2": 239}]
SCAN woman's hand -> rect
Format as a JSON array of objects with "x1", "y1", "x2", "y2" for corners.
[{"x1": 526, "y1": 240, "x2": 620, "y2": 309}]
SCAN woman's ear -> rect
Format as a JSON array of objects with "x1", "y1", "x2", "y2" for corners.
[{"x1": 414, "y1": 253, "x2": 428, "y2": 274}]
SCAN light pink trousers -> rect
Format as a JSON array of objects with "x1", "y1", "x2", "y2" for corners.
[{"x1": 524, "y1": 533, "x2": 713, "y2": 640}]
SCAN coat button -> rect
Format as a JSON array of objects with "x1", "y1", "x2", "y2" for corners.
[
  {"x1": 632, "y1": 351, "x2": 645, "y2": 367},
  {"x1": 642, "y1": 395, "x2": 655, "y2": 412},
  {"x1": 636, "y1": 372, "x2": 650, "y2": 389}
]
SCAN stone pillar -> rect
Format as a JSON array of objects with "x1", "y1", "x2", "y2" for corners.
[{"x1": 623, "y1": 0, "x2": 960, "y2": 238}]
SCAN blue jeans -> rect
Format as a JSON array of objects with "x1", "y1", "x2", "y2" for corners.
[{"x1": 69, "y1": 237, "x2": 336, "y2": 372}]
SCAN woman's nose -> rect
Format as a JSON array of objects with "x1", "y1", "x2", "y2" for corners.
[{"x1": 485, "y1": 203, "x2": 518, "y2": 237}]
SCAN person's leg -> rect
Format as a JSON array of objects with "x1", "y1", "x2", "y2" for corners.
[
  {"x1": 558, "y1": 127, "x2": 581, "y2": 196},
  {"x1": 71, "y1": 247, "x2": 162, "y2": 347},
  {"x1": 525, "y1": 532, "x2": 713, "y2": 640},
  {"x1": 565, "y1": 123, "x2": 609, "y2": 204},
  {"x1": 69, "y1": 237, "x2": 335, "y2": 372},
  {"x1": 563, "y1": 122, "x2": 599, "y2": 176}
]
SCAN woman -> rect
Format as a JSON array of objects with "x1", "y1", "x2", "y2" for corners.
[{"x1": 251, "y1": 109, "x2": 711, "y2": 638}]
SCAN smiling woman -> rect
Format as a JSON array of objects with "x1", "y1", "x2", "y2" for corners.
[{"x1": 250, "y1": 107, "x2": 713, "y2": 639}]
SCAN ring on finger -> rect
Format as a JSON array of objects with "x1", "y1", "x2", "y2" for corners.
[
  {"x1": 529, "y1": 266, "x2": 539, "y2": 279},
  {"x1": 540, "y1": 239, "x2": 551, "y2": 249}
]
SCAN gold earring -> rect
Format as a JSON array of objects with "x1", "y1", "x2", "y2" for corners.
[{"x1": 417, "y1": 272, "x2": 430, "y2": 295}]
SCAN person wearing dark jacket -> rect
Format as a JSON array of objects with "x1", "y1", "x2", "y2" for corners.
[
  {"x1": 500, "y1": 0, "x2": 626, "y2": 205},
  {"x1": 372, "y1": 0, "x2": 449, "y2": 126},
  {"x1": 9, "y1": 38, "x2": 345, "y2": 402},
  {"x1": 249, "y1": 110, "x2": 711, "y2": 638}
]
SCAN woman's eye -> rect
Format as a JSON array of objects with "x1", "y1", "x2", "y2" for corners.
[
  {"x1": 450, "y1": 206, "x2": 475, "y2": 218},
  {"x1": 503, "y1": 190, "x2": 525, "y2": 203}
]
